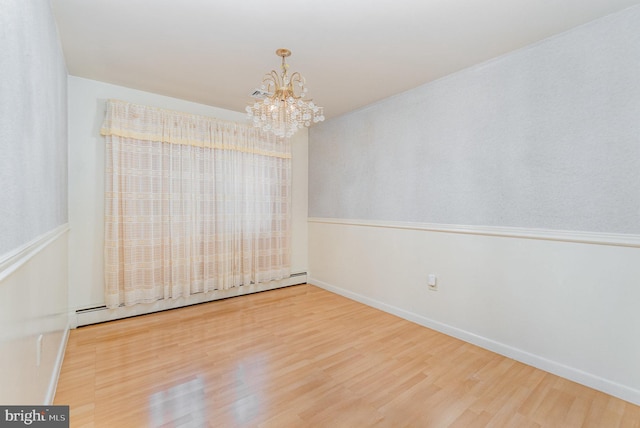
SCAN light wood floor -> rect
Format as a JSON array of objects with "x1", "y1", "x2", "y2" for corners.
[{"x1": 54, "y1": 284, "x2": 639, "y2": 427}]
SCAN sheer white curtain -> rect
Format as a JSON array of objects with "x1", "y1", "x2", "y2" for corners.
[{"x1": 101, "y1": 99, "x2": 291, "y2": 308}]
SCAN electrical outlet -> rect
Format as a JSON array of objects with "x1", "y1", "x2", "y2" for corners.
[{"x1": 427, "y1": 274, "x2": 438, "y2": 291}]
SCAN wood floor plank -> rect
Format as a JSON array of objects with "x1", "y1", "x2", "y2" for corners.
[{"x1": 54, "y1": 284, "x2": 639, "y2": 427}]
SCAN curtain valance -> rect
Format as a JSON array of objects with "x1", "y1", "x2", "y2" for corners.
[{"x1": 100, "y1": 99, "x2": 291, "y2": 159}]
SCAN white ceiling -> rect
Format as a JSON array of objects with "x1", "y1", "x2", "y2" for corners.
[{"x1": 51, "y1": 0, "x2": 640, "y2": 119}]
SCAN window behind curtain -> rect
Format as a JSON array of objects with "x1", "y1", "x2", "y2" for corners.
[{"x1": 101, "y1": 99, "x2": 291, "y2": 308}]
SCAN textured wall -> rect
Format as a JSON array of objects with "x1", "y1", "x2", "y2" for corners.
[
  {"x1": 0, "y1": 0, "x2": 68, "y2": 256},
  {"x1": 0, "y1": 0, "x2": 69, "y2": 405},
  {"x1": 309, "y1": 6, "x2": 640, "y2": 234}
]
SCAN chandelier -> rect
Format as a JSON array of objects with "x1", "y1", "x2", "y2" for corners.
[{"x1": 246, "y1": 49, "x2": 325, "y2": 139}]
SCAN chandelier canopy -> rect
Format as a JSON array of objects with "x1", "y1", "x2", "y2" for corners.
[{"x1": 247, "y1": 49, "x2": 325, "y2": 139}]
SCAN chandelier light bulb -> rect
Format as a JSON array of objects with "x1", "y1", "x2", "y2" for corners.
[{"x1": 247, "y1": 49, "x2": 325, "y2": 139}]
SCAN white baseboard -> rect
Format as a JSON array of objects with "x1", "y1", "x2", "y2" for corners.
[
  {"x1": 75, "y1": 274, "x2": 307, "y2": 327},
  {"x1": 309, "y1": 277, "x2": 640, "y2": 406},
  {"x1": 45, "y1": 324, "x2": 70, "y2": 405}
]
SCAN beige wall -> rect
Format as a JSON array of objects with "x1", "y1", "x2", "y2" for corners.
[
  {"x1": 308, "y1": 220, "x2": 640, "y2": 405},
  {"x1": 0, "y1": 0, "x2": 69, "y2": 404},
  {"x1": 307, "y1": 5, "x2": 640, "y2": 406},
  {"x1": 0, "y1": 228, "x2": 69, "y2": 404}
]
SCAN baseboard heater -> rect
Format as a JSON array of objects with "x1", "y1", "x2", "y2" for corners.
[
  {"x1": 74, "y1": 272, "x2": 307, "y2": 326},
  {"x1": 76, "y1": 305, "x2": 108, "y2": 314},
  {"x1": 290, "y1": 272, "x2": 306, "y2": 277}
]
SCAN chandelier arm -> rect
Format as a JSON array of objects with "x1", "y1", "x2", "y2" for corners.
[
  {"x1": 288, "y1": 72, "x2": 306, "y2": 99},
  {"x1": 262, "y1": 70, "x2": 280, "y2": 92}
]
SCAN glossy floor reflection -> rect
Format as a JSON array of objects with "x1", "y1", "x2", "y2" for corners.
[
  {"x1": 149, "y1": 377, "x2": 206, "y2": 427},
  {"x1": 54, "y1": 284, "x2": 640, "y2": 427}
]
